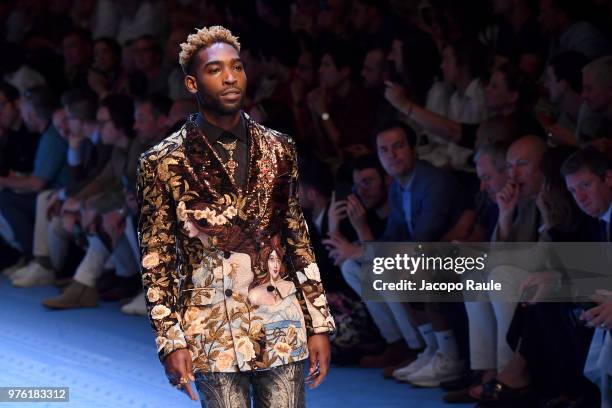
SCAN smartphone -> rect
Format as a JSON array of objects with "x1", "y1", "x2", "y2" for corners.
[
  {"x1": 334, "y1": 182, "x2": 353, "y2": 202},
  {"x1": 387, "y1": 59, "x2": 402, "y2": 84}
]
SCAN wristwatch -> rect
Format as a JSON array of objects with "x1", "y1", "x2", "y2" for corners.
[{"x1": 321, "y1": 112, "x2": 330, "y2": 121}]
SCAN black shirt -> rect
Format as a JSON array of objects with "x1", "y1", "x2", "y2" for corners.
[
  {"x1": 0, "y1": 124, "x2": 40, "y2": 176},
  {"x1": 196, "y1": 112, "x2": 249, "y2": 190}
]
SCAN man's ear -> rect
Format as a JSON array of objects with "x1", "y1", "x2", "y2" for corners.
[
  {"x1": 184, "y1": 75, "x2": 198, "y2": 95},
  {"x1": 508, "y1": 90, "x2": 519, "y2": 106},
  {"x1": 558, "y1": 79, "x2": 569, "y2": 95},
  {"x1": 604, "y1": 169, "x2": 612, "y2": 188}
]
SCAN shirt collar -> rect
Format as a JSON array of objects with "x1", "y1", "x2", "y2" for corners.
[
  {"x1": 196, "y1": 111, "x2": 247, "y2": 144},
  {"x1": 600, "y1": 202, "x2": 612, "y2": 224},
  {"x1": 399, "y1": 168, "x2": 416, "y2": 193},
  {"x1": 463, "y1": 78, "x2": 482, "y2": 99}
]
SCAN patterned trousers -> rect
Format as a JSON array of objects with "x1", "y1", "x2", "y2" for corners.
[{"x1": 194, "y1": 361, "x2": 306, "y2": 408}]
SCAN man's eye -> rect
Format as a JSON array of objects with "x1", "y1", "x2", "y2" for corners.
[{"x1": 234, "y1": 65, "x2": 243, "y2": 71}]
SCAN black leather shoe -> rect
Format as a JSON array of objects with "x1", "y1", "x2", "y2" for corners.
[{"x1": 440, "y1": 370, "x2": 483, "y2": 391}]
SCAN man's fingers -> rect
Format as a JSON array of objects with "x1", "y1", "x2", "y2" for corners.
[
  {"x1": 310, "y1": 352, "x2": 330, "y2": 389},
  {"x1": 308, "y1": 348, "x2": 317, "y2": 375},
  {"x1": 181, "y1": 382, "x2": 198, "y2": 401}
]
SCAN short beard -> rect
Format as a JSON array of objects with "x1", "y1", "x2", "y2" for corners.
[{"x1": 198, "y1": 92, "x2": 243, "y2": 116}]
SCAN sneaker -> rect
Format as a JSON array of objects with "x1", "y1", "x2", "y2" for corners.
[
  {"x1": 2, "y1": 257, "x2": 27, "y2": 280},
  {"x1": 392, "y1": 352, "x2": 434, "y2": 382},
  {"x1": 9, "y1": 260, "x2": 39, "y2": 282},
  {"x1": 121, "y1": 292, "x2": 147, "y2": 315},
  {"x1": 404, "y1": 351, "x2": 465, "y2": 388},
  {"x1": 12, "y1": 262, "x2": 55, "y2": 287}
]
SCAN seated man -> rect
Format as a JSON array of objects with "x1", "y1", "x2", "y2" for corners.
[
  {"x1": 342, "y1": 121, "x2": 469, "y2": 386},
  {"x1": 562, "y1": 147, "x2": 612, "y2": 408},
  {"x1": 298, "y1": 157, "x2": 383, "y2": 364},
  {"x1": 0, "y1": 86, "x2": 69, "y2": 286}
]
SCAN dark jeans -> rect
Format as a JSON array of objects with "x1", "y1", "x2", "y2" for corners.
[
  {"x1": 194, "y1": 361, "x2": 306, "y2": 408},
  {"x1": 0, "y1": 189, "x2": 37, "y2": 257}
]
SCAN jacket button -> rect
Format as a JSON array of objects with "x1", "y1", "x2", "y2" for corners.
[{"x1": 225, "y1": 289, "x2": 233, "y2": 297}]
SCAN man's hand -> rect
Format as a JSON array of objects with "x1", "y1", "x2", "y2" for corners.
[
  {"x1": 102, "y1": 209, "x2": 126, "y2": 244},
  {"x1": 346, "y1": 194, "x2": 367, "y2": 232},
  {"x1": 164, "y1": 349, "x2": 197, "y2": 401},
  {"x1": 306, "y1": 334, "x2": 330, "y2": 389},
  {"x1": 307, "y1": 87, "x2": 329, "y2": 116},
  {"x1": 496, "y1": 180, "x2": 519, "y2": 220},
  {"x1": 327, "y1": 192, "x2": 347, "y2": 235},
  {"x1": 46, "y1": 191, "x2": 63, "y2": 220},
  {"x1": 384, "y1": 81, "x2": 409, "y2": 110},
  {"x1": 581, "y1": 301, "x2": 612, "y2": 330},
  {"x1": 519, "y1": 270, "x2": 561, "y2": 305},
  {"x1": 322, "y1": 233, "x2": 362, "y2": 266}
]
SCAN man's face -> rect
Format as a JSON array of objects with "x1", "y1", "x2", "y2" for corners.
[
  {"x1": 0, "y1": 91, "x2": 19, "y2": 130},
  {"x1": 582, "y1": 70, "x2": 612, "y2": 113},
  {"x1": 298, "y1": 183, "x2": 313, "y2": 210},
  {"x1": 64, "y1": 106, "x2": 82, "y2": 138},
  {"x1": 506, "y1": 137, "x2": 544, "y2": 199},
  {"x1": 62, "y1": 35, "x2": 88, "y2": 68},
  {"x1": 476, "y1": 153, "x2": 508, "y2": 201},
  {"x1": 97, "y1": 106, "x2": 121, "y2": 145},
  {"x1": 132, "y1": 38, "x2": 159, "y2": 73},
  {"x1": 376, "y1": 128, "x2": 415, "y2": 179},
  {"x1": 134, "y1": 102, "x2": 164, "y2": 143},
  {"x1": 538, "y1": 0, "x2": 558, "y2": 36},
  {"x1": 491, "y1": 0, "x2": 514, "y2": 16},
  {"x1": 566, "y1": 167, "x2": 612, "y2": 217},
  {"x1": 52, "y1": 108, "x2": 69, "y2": 139},
  {"x1": 93, "y1": 41, "x2": 117, "y2": 73},
  {"x1": 485, "y1": 70, "x2": 514, "y2": 112},
  {"x1": 295, "y1": 51, "x2": 315, "y2": 87},
  {"x1": 440, "y1": 45, "x2": 459, "y2": 85},
  {"x1": 361, "y1": 49, "x2": 385, "y2": 88},
  {"x1": 353, "y1": 167, "x2": 387, "y2": 210},
  {"x1": 546, "y1": 65, "x2": 565, "y2": 103},
  {"x1": 318, "y1": 54, "x2": 344, "y2": 89},
  {"x1": 20, "y1": 101, "x2": 37, "y2": 132},
  {"x1": 349, "y1": 1, "x2": 369, "y2": 31},
  {"x1": 186, "y1": 43, "x2": 246, "y2": 115}
]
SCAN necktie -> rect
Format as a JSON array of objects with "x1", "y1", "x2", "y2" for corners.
[{"x1": 600, "y1": 219, "x2": 609, "y2": 242}]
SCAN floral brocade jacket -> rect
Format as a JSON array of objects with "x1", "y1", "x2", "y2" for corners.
[{"x1": 136, "y1": 114, "x2": 336, "y2": 373}]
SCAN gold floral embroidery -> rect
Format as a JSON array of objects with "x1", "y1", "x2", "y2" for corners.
[{"x1": 137, "y1": 117, "x2": 335, "y2": 374}]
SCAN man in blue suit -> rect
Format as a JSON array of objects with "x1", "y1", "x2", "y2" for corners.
[{"x1": 342, "y1": 121, "x2": 469, "y2": 386}]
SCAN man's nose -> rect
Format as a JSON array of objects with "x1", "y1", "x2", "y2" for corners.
[{"x1": 223, "y1": 69, "x2": 237, "y2": 84}]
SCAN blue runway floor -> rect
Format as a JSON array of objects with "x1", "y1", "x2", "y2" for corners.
[{"x1": 0, "y1": 276, "x2": 472, "y2": 408}]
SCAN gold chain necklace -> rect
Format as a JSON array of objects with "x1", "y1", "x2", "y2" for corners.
[{"x1": 216, "y1": 138, "x2": 238, "y2": 183}]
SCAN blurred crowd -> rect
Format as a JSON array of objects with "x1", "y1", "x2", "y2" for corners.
[{"x1": 1, "y1": 0, "x2": 612, "y2": 406}]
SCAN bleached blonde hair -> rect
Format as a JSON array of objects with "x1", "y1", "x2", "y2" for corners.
[{"x1": 178, "y1": 26, "x2": 241, "y2": 74}]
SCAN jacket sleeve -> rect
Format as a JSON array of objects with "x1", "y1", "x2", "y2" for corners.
[
  {"x1": 137, "y1": 154, "x2": 187, "y2": 362},
  {"x1": 283, "y1": 138, "x2": 336, "y2": 337}
]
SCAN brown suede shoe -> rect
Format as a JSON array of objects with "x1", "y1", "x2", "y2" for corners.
[
  {"x1": 42, "y1": 280, "x2": 98, "y2": 309},
  {"x1": 360, "y1": 340, "x2": 415, "y2": 368}
]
